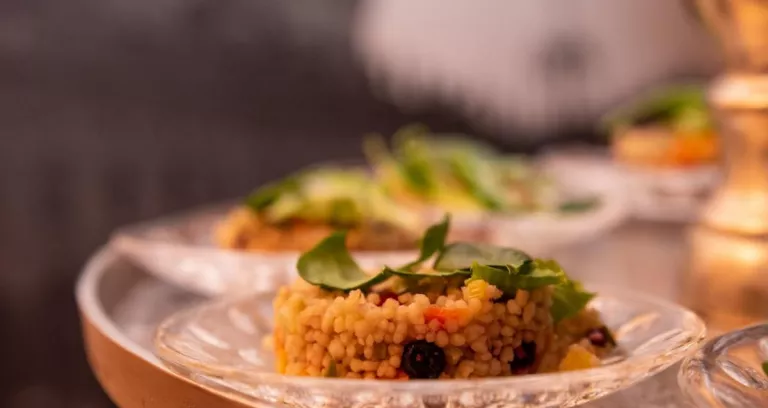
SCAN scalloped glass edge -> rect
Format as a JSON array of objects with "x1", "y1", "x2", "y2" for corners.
[{"x1": 154, "y1": 284, "x2": 705, "y2": 408}]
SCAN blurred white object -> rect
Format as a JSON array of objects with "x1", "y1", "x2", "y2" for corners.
[{"x1": 354, "y1": 0, "x2": 719, "y2": 136}]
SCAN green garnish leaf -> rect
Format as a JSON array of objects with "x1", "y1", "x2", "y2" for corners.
[
  {"x1": 245, "y1": 176, "x2": 300, "y2": 211},
  {"x1": 384, "y1": 266, "x2": 470, "y2": 279},
  {"x1": 469, "y1": 259, "x2": 566, "y2": 294},
  {"x1": 449, "y1": 152, "x2": 507, "y2": 210},
  {"x1": 397, "y1": 134, "x2": 439, "y2": 195},
  {"x1": 296, "y1": 231, "x2": 389, "y2": 291},
  {"x1": 602, "y1": 85, "x2": 711, "y2": 133},
  {"x1": 400, "y1": 214, "x2": 451, "y2": 270},
  {"x1": 558, "y1": 197, "x2": 600, "y2": 213},
  {"x1": 434, "y1": 242, "x2": 531, "y2": 271},
  {"x1": 551, "y1": 279, "x2": 596, "y2": 323},
  {"x1": 762, "y1": 361, "x2": 768, "y2": 376},
  {"x1": 325, "y1": 360, "x2": 338, "y2": 378}
]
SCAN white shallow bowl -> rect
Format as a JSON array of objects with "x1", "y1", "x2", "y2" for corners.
[
  {"x1": 540, "y1": 147, "x2": 718, "y2": 223},
  {"x1": 110, "y1": 203, "x2": 417, "y2": 297},
  {"x1": 488, "y1": 154, "x2": 628, "y2": 255},
  {"x1": 618, "y1": 164, "x2": 719, "y2": 223},
  {"x1": 154, "y1": 284, "x2": 705, "y2": 408},
  {"x1": 679, "y1": 323, "x2": 768, "y2": 407}
]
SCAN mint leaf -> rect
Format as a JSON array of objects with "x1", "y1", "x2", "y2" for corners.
[
  {"x1": 551, "y1": 280, "x2": 595, "y2": 323},
  {"x1": 434, "y1": 242, "x2": 530, "y2": 271},
  {"x1": 469, "y1": 260, "x2": 566, "y2": 295},
  {"x1": 296, "y1": 232, "x2": 389, "y2": 291},
  {"x1": 400, "y1": 215, "x2": 450, "y2": 270}
]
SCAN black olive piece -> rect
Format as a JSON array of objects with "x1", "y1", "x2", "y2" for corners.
[
  {"x1": 508, "y1": 341, "x2": 537, "y2": 374},
  {"x1": 402, "y1": 340, "x2": 446, "y2": 379},
  {"x1": 586, "y1": 326, "x2": 616, "y2": 348}
]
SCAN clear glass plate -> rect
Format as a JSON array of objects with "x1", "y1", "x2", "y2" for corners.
[
  {"x1": 110, "y1": 203, "x2": 418, "y2": 297},
  {"x1": 154, "y1": 284, "x2": 705, "y2": 408},
  {"x1": 679, "y1": 323, "x2": 768, "y2": 407}
]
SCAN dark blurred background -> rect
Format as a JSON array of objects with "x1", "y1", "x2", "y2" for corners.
[{"x1": 0, "y1": 1, "x2": 718, "y2": 407}]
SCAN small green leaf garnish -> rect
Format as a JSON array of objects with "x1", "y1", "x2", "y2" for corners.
[
  {"x1": 602, "y1": 85, "x2": 711, "y2": 133},
  {"x1": 449, "y1": 152, "x2": 507, "y2": 210},
  {"x1": 551, "y1": 280, "x2": 596, "y2": 323},
  {"x1": 400, "y1": 214, "x2": 450, "y2": 270},
  {"x1": 469, "y1": 260, "x2": 566, "y2": 295},
  {"x1": 558, "y1": 197, "x2": 600, "y2": 213},
  {"x1": 296, "y1": 231, "x2": 389, "y2": 291},
  {"x1": 384, "y1": 266, "x2": 470, "y2": 279},
  {"x1": 434, "y1": 242, "x2": 531, "y2": 271},
  {"x1": 245, "y1": 176, "x2": 300, "y2": 211},
  {"x1": 296, "y1": 217, "x2": 595, "y2": 322},
  {"x1": 762, "y1": 361, "x2": 768, "y2": 376},
  {"x1": 325, "y1": 360, "x2": 338, "y2": 378}
]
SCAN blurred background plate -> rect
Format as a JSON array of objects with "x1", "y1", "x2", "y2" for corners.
[
  {"x1": 110, "y1": 203, "x2": 418, "y2": 297},
  {"x1": 542, "y1": 147, "x2": 717, "y2": 223},
  {"x1": 489, "y1": 152, "x2": 628, "y2": 254}
]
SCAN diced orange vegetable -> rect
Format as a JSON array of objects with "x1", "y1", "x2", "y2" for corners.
[
  {"x1": 424, "y1": 306, "x2": 468, "y2": 328},
  {"x1": 558, "y1": 344, "x2": 601, "y2": 372}
]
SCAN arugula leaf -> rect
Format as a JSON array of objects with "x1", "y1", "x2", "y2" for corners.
[
  {"x1": 550, "y1": 280, "x2": 596, "y2": 323},
  {"x1": 762, "y1": 361, "x2": 768, "y2": 376},
  {"x1": 397, "y1": 136, "x2": 439, "y2": 195},
  {"x1": 245, "y1": 176, "x2": 300, "y2": 211},
  {"x1": 469, "y1": 260, "x2": 566, "y2": 295},
  {"x1": 400, "y1": 214, "x2": 450, "y2": 270},
  {"x1": 434, "y1": 242, "x2": 531, "y2": 271},
  {"x1": 558, "y1": 197, "x2": 600, "y2": 213},
  {"x1": 448, "y1": 151, "x2": 507, "y2": 211},
  {"x1": 296, "y1": 231, "x2": 389, "y2": 291}
]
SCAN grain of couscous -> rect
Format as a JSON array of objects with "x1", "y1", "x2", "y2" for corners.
[{"x1": 272, "y1": 216, "x2": 616, "y2": 379}]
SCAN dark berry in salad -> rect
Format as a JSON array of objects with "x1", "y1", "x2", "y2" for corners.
[
  {"x1": 508, "y1": 341, "x2": 537, "y2": 374},
  {"x1": 586, "y1": 326, "x2": 616, "y2": 348},
  {"x1": 402, "y1": 340, "x2": 446, "y2": 379}
]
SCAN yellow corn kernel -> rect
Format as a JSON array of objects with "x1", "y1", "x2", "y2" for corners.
[
  {"x1": 466, "y1": 280, "x2": 489, "y2": 300},
  {"x1": 558, "y1": 344, "x2": 601, "y2": 372},
  {"x1": 276, "y1": 350, "x2": 288, "y2": 373}
]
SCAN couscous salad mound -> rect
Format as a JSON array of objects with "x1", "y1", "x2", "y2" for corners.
[{"x1": 273, "y1": 216, "x2": 616, "y2": 379}]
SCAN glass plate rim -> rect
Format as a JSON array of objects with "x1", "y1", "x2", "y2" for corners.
[{"x1": 154, "y1": 283, "x2": 706, "y2": 391}]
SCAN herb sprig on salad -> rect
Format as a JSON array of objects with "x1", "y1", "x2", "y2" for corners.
[{"x1": 297, "y1": 215, "x2": 595, "y2": 323}]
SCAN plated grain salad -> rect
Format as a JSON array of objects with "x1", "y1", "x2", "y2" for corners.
[
  {"x1": 272, "y1": 216, "x2": 617, "y2": 379},
  {"x1": 363, "y1": 125, "x2": 600, "y2": 216},
  {"x1": 216, "y1": 167, "x2": 422, "y2": 252},
  {"x1": 605, "y1": 85, "x2": 718, "y2": 168}
]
